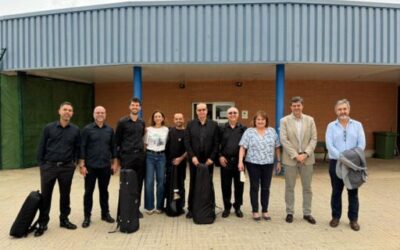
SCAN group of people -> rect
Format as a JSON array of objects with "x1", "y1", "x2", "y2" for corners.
[{"x1": 33, "y1": 96, "x2": 365, "y2": 237}]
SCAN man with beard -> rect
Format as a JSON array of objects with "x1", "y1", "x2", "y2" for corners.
[
  {"x1": 114, "y1": 97, "x2": 146, "y2": 218},
  {"x1": 165, "y1": 113, "x2": 187, "y2": 215},
  {"x1": 35, "y1": 102, "x2": 81, "y2": 237},
  {"x1": 326, "y1": 99, "x2": 365, "y2": 231}
]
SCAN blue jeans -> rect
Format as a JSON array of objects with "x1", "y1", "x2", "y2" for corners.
[{"x1": 145, "y1": 152, "x2": 166, "y2": 210}]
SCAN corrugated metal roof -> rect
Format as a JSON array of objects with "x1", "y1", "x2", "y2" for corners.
[{"x1": 1, "y1": 0, "x2": 399, "y2": 71}]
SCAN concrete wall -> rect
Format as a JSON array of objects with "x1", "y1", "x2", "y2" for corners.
[{"x1": 95, "y1": 80, "x2": 398, "y2": 151}]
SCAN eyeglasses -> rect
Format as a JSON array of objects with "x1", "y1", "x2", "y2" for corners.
[
  {"x1": 228, "y1": 112, "x2": 238, "y2": 115},
  {"x1": 197, "y1": 109, "x2": 206, "y2": 112}
]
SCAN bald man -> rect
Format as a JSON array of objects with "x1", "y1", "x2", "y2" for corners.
[
  {"x1": 79, "y1": 106, "x2": 117, "y2": 228},
  {"x1": 218, "y1": 107, "x2": 246, "y2": 218},
  {"x1": 184, "y1": 103, "x2": 219, "y2": 219}
]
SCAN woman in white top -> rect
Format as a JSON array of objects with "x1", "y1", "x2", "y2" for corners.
[{"x1": 144, "y1": 110, "x2": 169, "y2": 214}]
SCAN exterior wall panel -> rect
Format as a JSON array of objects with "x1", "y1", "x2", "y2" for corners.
[
  {"x1": 95, "y1": 79, "x2": 398, "y2": 151},
  {"x1": 1, "y1": 1, "x2": 400, "y2": 71}
]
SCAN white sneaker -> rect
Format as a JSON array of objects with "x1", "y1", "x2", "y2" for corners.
[{"x1": 146, "y1": 210, "x2": 155, "y2": 215}]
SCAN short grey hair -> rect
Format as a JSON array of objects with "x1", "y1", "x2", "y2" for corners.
[
  {"x1": 335, "y1": 99, "x2": 351, "y2": 110},
  {"x1": 290, "y1": 96, "x2": 303, "y2": 105}
]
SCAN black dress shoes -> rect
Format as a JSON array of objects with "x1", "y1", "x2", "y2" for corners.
[
  {"x1": 235, "y1": 209, "x2": 243, "y2": 218},
  {"x1": 350, "y1": 221, "x2": 360, "y2": 231},
  {"x1": 222, "y1": 210, "x2": 230, "y2": 218},
  {"x1": 286, "y1": 214, "x2": 293, "y2": 223},
  {"x1": 34, "y1": 225, "x2": 47, "y2": 237},
  {"x1": 82, "y1": 217, "x2": 91, "y2": 228},
  {"x1": 60, "y1": 219, "x2": 77, "y2": 230},
  {"x1": 101, "y1": 214, "x2": 115, "y2": 223},
  {"x1": 303, "y1": 215, "x2": 317, "y2": 224},
  {"x1": 186, "y1": 211, "x2": 193, "y2": 219},
  {"x1": 330, "y1": 218, "x2": 340, "y2": 228}
]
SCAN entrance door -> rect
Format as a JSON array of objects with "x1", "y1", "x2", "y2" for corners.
[{"x1": 192, "y1": 102, "x2": 235, "y2": 125}]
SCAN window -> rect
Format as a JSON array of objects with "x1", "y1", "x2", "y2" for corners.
[{"x1": 192, "y1": 102, "x2": 235, "y2": 125}]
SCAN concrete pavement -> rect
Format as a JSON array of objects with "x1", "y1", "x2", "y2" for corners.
[{"x1": 1, "y1": 158, "x2": 399, "y2": 250}]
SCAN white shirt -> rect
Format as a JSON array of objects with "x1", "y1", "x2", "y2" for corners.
[
  {"x1": 144, "y1": 126, "x2": 169, "y2": 152},
  {"x1": 294, "y1": 114, "x2": 303, "y2": 152}
]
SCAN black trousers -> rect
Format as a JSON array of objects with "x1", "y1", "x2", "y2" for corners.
[
  {"x1": 329, "y1": 160, "x2": 359, "y2": 221},
  {"x1": 165, "y1": 161, "x2": 187, "y2": 208},
  {"x1": 188, "y1": 161, "x2": 214, "y2": 212},
  {"x1": 83, "y1": 167, "x2": 112, "y2": 217},
  {"x1": 220, "y1": 158, "x2": 243, "y2": 211},
  {"x1": 120, "y1": 152, "x2": 145, "y2": 207},
  {"x1": 38, "y1": 162, "x2": 75, "y2": 225},
  {"x1": 246, "y1": 162, "x2": 274, "y2": 213}
]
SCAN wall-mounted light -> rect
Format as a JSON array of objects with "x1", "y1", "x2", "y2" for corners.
[
  {"x1": 179, "y1": 82, "x2": 186, "y2": 89},
  {"x1": 235, "y1": 81, "x2": 243, "y2": 87}
]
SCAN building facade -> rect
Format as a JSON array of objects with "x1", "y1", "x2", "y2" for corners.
[{"x1": 0, "y1": 0, "x2": 399, "y2": 168}]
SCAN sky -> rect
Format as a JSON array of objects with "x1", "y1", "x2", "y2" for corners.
[{"x1": 0, "y1": 0, "x2": 399, "y2": 17}]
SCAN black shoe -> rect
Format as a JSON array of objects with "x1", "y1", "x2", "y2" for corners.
[
  {"x1": 350, "y1": 221, "x2": 360, "y2": 231},
  {"x1": 252, "y1": 212, "x2": 261, "y2": 221},
  {"x1": 222, "y1": 210, "x2": 230, "y2": 218},
  {"x1": 235, "y1": 209, "x2": 244, "y2": 218},
  {"x1": 34, "y1": 225, "x2": 47, "y2": 237},
  {"x1": 286, "y1": 214, "x2": 293, "y2": 223},
  {"x1": 303, "y1": 215, "x2": 316, "y2": 224},
  {"x1": 139, "y1": 211, "x2": 144, "y2": 219},
  {"x1": 60, "y1": 219, "x2": 77, "y2": 230},
  {"x1": 82, "y1": 217, "x2": 91, "y2": 228},
  {"x1": 186, "y1": 211, "x2": 193, "y2": 219},
  {"x1": 329, "y1": 218, "x2": 340, "y2": 228},
  {"x1": 101, "y1": 214, "x2": 115, "y2": 223}
]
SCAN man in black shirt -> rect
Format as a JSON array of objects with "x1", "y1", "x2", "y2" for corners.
[
  {"x1": 79, "y1": 106, "x2": 116, "y2": 228},
  {"x1": 165, "y1": 113, "x2": 187, "y2": 214},
  {"x1": 184, "y1": 103, "x2": 219, "y2": 219},
  {"x1": 219, "y1": 107, "x2": 246, "y2": 218},
  {"x1": 35, "y1": 102, "x2": 80, "y2": 237},
  {"x1": 114, "y1": 97, "x2": 146, "y2": 217}
]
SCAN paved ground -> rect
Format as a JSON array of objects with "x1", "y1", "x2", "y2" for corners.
[{"x1": 1, "y1": 158, "x2": 399, "y2": 250}]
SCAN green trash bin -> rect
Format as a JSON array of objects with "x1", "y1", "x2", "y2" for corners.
[{"x1": 373, "y1": 132, "x2": 398, "y2": 159}]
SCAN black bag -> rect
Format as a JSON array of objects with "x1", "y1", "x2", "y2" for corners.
[
  {"x1": 192, "y1": 164, "x2": 216, "y2": 224},
  {"x1": 10, "y1": 191, "x2": 42, "y2": 238},
  {"x1": 117, "y1": 169, "x2": 140, "y2": 233},
  {"x1": 165, "y1": 164, "x2": 184, "y2": 217}
]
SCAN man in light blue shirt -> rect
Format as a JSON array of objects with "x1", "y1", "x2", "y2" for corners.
[{"x1": 325, "y1": 99, "x2": 366, "y2": 232}]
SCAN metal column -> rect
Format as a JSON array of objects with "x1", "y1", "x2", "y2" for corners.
[
  {"x1": 133, "y1": 66, "x2": 142, "y2": 117},
  {"x1": 275, "y1": 64, "x2": 285, "y2": 134}
]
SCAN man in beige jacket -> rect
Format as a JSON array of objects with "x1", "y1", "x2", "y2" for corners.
[{"x1": 280, "y1": 96, "x2": 317, "y2": 224}]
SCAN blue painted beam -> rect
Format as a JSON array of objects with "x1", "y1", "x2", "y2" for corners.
[
  {"x1": 133, "y1": 66, "x2": 142, "y2": 117},
  {"x1": 275, "y1": 64, "x2": 285, "y2": 134}
]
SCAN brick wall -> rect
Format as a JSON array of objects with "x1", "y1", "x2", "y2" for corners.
[{"x1": 95, "y1": 80, "x2": 398, "y2": 150}]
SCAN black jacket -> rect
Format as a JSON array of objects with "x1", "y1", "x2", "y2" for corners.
[{"x1": 184, "y1": 119, "x2": 219, "y2": 163}]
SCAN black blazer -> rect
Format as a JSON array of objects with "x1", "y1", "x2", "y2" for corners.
[{"x1": 184, "y1": 118, "x2": 219, "y2": 163}]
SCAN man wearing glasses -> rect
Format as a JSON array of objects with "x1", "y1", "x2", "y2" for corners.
[
  {"x1": 326, "y1": 99, "x2": 366, "y2": 231},
  {"x1": 184, "y1": 103, "x2": 219, "y2": 219},
  {"x1": 218, "y1": 107, "x2": 246, "y2": 218}
]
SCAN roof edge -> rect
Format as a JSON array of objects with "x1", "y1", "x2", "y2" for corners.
[{"x1": 1, "y1": 0, "x2": 399, "y2": 21}]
